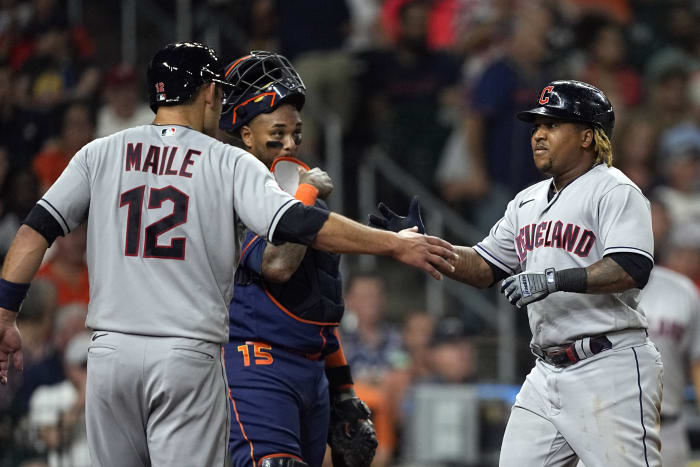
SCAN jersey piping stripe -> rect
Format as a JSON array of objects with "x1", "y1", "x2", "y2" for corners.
[
  {"x1": 473, "y1": 244, "x2": 515, "y2": 274},
  {"x1": 263, "y1": 287, "x2": 341, "y2": 326},
  {"x1": 632, "y1": 347, "x2": 650, "y2": 467},
  {"x1": 219, "y1": 347, "x2": 231, "y2": 466},
  {"x1": 267, "y1": 198, "x2": 299, "y2": 243},
  {"x1": 39, "y1": 198, "x2": 70, "y2": 234},
  {"x1": 239, "y1": 235, "x2": 260, "y2": 261},
  {"x1": 603, "y1": 246, "x2": 654, "y2": 262},
  {"x1": 228, "y1": 387, "x2": 256, "y2": 467}
]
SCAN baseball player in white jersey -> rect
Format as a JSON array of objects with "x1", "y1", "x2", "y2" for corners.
[
  {"x1": 371, "y1": 80, "x2": 662, "y2": 466},
  {"x1": 0, "y1": 43, "x2": 456, "y2": 467},
  {"x1": 641, "y1": 201, "x2": 700, "y2": 467}
]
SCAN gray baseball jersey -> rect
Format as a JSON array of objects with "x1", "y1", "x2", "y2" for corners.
[
  {"x1": 475, "y1": 164, "x2": 654, "y2": 347},
  {"x1": 643, "y1": 266, "x2": 700, "y2": 415},
  {"x1": 39, "y1": 124, "x2": 299, "y2": 344}
]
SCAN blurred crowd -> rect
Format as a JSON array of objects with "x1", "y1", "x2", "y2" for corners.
[{"x1": 0, "y1": 0, "x2": 699, "y2": 465}]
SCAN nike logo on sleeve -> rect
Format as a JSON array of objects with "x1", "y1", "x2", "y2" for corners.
[{"x1": 519, "y1": 199, "x2": 535, "y2": 208}]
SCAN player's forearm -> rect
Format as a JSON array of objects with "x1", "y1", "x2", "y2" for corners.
[
  {"x1": 445, "y1": 246, "x2": 494, "y2": 288},
  {"x1": 261, "y1": 242, "x2": 308, "y2": 283},
  {"x1": 1, "y1": 225, "x2": 49, "y2": 283},
  {"x1": 313, "y1": 212, "x2": 398, "y2": 256},
  {"x1": 584, "y1": 257, "x2": 637, "y2": 293}
]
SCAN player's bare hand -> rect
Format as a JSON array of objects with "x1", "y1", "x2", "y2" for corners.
[
  {"x1": 0, "y1": 308, "x2": 23, "y2": 384},
  {"x1": 394, "y1": 227, "x2": 456, "y2": 280},
  {"x1": 299, "y1": 167, "x2": 333, "y2": 200}
]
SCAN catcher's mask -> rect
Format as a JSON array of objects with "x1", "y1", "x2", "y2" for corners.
[{"x1": 219, "y1": 51, "x2": 306, "y2": 134}]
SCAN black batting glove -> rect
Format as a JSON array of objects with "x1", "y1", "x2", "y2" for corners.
[
  {"x1": 501, "y1": 268, "x2": 558, "y2": 309},
  {"x1": 368, "y1": 195, "x2": 426, "y2": 234}
]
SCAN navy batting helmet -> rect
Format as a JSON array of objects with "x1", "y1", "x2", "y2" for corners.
[
  {"x1": 219, "y1": 51, "x2": 306, "y2": 134},
  {"x1": 147, "y1": 42, "x2": 229, "y2": 113},
  {"x1": 517, "y1": 80, "x2": 615, "y2": 138}
]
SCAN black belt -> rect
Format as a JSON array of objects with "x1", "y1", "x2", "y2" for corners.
[{"x1": 532, "y1": 335, "x2": 613, "y2": 368}]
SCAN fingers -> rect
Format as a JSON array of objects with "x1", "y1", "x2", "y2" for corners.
[
  {"x1": 377, "y1": 202, "x2": 399, "y2": 219},
  {"x1": 500, "y1": 277, "x2": 515, "y2": 293},
  {"x1": 424, "y1": 235, "x2": 455, "y2": 253},
  {"x1": 0, "y1": 354, "x2": 7, "y2": 385},
  {"x1": 14, "y1": 349, "x2": 23, "y2": 373},
  {"x1": 368, "y1": 215, "x2": 388, "y2": 229},
  {"x1": 424, "y1": 263, "x2": 442, "y2": 281},
  {"x1": 408, "y1": 196, "x2": 420, "y2": 216}
]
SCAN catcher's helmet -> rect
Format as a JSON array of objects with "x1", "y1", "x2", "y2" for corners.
[
  {"x1": 517, "y1": 80, "x2": 615, "y2": 138},
  {"x1": 219, "y1": 51, "x2": 306, "y2": 133},
  {"x1": 147, "y1": 42, "x2": 228, "y2": 113}
]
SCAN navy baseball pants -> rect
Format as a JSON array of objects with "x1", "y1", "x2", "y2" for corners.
[{"x1": 224, "y1": 339, "x2": 330, "y2": 467}]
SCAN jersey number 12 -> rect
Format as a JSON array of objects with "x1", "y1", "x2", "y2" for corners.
[{"x1": 119, "y1": 185, "x2": 189, "y2": 259}]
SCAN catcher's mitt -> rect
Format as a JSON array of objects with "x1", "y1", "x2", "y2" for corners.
[{"x1": 328, "y1": 397, "x2": 377, "y2": 467}]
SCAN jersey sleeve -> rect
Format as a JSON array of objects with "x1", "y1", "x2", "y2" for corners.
[
  {"x1": 232, "y1": 150, "x2": 300, "y2": 243},
  {"x1": 239, "y1": 232, "x2": 266, "y2": 276},
  {"x1": 598, "y1": 185, "x2": 654, "y2": 262},
  {"x1": 36, "y1": 147, "x2": 91, "y2": 234},
  {"x1": 473, "y1": 199, "x2": 519, "y2": 274}
]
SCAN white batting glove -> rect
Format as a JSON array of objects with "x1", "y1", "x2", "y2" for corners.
[{"x1": 500, "y1": 268, "x2": 558, "y2": 309}]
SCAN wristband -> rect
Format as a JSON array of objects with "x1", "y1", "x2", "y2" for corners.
[
  {"x1": 554, "y1": 268, "x2": 587, "y2": 293},
  {"x1": 0, "y1": 279, "x2": 31, "y2": 312},
  {"x1": 295, "y1": 183, "x2": 318, "y2": 206},
  {"x1": 325, "y1": 365, "x2": 354, "y2": 391}
]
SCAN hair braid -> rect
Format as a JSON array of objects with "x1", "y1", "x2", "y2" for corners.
[{"x1": 593, "y1": 128, "x2": 613, "y2": 167}]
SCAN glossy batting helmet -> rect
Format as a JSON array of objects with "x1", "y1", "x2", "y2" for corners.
[
  {"x1": 147, "y1": 42, "x2": 229, "y2": 113},
  {"x1": 219, "y1": 51, "x2": 306, "y2": 133},
  {"x1": 517, "y1": 80, "x2": 615, "y2": 138}
]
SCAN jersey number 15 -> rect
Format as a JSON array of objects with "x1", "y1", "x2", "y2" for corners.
[{"x1": 119, "y1": 185, "x2": 189, "y2": 259}]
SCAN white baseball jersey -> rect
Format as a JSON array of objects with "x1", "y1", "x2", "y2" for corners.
[
  {"x1": 642, "y1": 266, "x2": 700, "y2": 415},
  {"x1": 474, "y1": 164, "x2": 654, "y2": 348},
  {"x1": 39, "y1": 124, "x2": 299, "y2": 344}
]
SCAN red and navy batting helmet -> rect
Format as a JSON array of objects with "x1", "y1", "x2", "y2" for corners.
[
  {"x1": 147, "y1": 42, "x2": 230, "y2": 113},
  {"x1": 219, "y1": 51, "x2": 306, "y2": 133},
  {"x1": 517, "y1": 80, "x2": 615, "y2": 138}
]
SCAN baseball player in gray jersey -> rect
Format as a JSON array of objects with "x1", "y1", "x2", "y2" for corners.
[
  {"x1": 371, "y1": 81, "x2": 662, "y2": 466},
  {"x1": 0, "y1": 43, "x2": 456, "y2": 467},
  {"x1": 641, "y1": 203, "x2": 700, "y2": 467}
]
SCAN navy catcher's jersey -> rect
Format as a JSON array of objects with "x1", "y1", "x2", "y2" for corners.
[
  {"x1": 229, "y1": 211, "x2": 343, "y2": 355},
  {"x1": 39, "y1": 124, "x2": 299, "y2": 344},
  {"x1": 475, "y1": 164, "x2": 654, "y2": 347}
]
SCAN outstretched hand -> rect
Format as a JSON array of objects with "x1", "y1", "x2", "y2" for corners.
[
  {"x1": 393, "y1": 227, "x2": 456, "y2": 280},
  {"x1": 369, "y1": 196, "x2": 426, "y2": 234},
  {"x1": 0, "y1": 309, "x2": 23, "y2": 384}
]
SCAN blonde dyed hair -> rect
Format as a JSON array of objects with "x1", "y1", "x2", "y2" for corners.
[{"x1": 592, "y1": 127, "x2": 613, "y2": 167}]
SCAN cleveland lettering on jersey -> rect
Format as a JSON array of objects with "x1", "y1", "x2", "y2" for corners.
[
  {"x1": 125, "y1": 142, "x2": 200, "y2": 178},
  {"x1": 515, "y1": 220, "x2": 596, "y2": 262}
]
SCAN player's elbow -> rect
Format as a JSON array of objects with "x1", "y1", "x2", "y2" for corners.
[{"x1": 262, "y1": 262, "x2": 296, "y2": 283}]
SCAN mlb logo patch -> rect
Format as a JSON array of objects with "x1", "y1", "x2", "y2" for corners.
[
  {"x1": 157, "y1": 94, "x2": 166, "y2": 101},
  {"x1": 161, "y1": 127, "x2": 176, "y2": 136}
]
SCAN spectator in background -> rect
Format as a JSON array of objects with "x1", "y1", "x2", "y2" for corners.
[
  {"x1": 571, "y1": 13, "x2": 641, "y2": 120},
  {"x1": 450, "y1": 2, "x2": 551, "y2": 231},
  {"x1": 612, "y1": 114, "x2": 660, "y2": 194},
  {"x1": 0, "y1": 165, "x2": 39, "y2": 261},
  {"x1": 35, "y1": 225, "x2": 89, "y2": 307},
  {"x1": 32, "y1": 101, "x2": 94, "y2": 193},
  {"x1": 340, "y1": 272, "x2": 405, "y2": 466},
  {"x1": 664, "y1": 223, "x2": 700, "y2": 290},
  {"x1": 0, "y1": 61, "x2": 42, "y2": 164},
  {"x1": 28, "y1": 332, "x2": 91, "y2": 467},
  {"x1": 652, "y1": 123, "x2": 700, "y2": 228},
  {"x1": 274, "y1": 0, "x2": 356, "y2": 159},
  {"x1": 15, "y1": 13, "x2": 98, "y2": 137},
  {"x1": 360, "y1": 0, "x2": 460, "y2": 190},
  {"x1": 95, "y1": 64, "x2": 152, "y2": 138}
]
